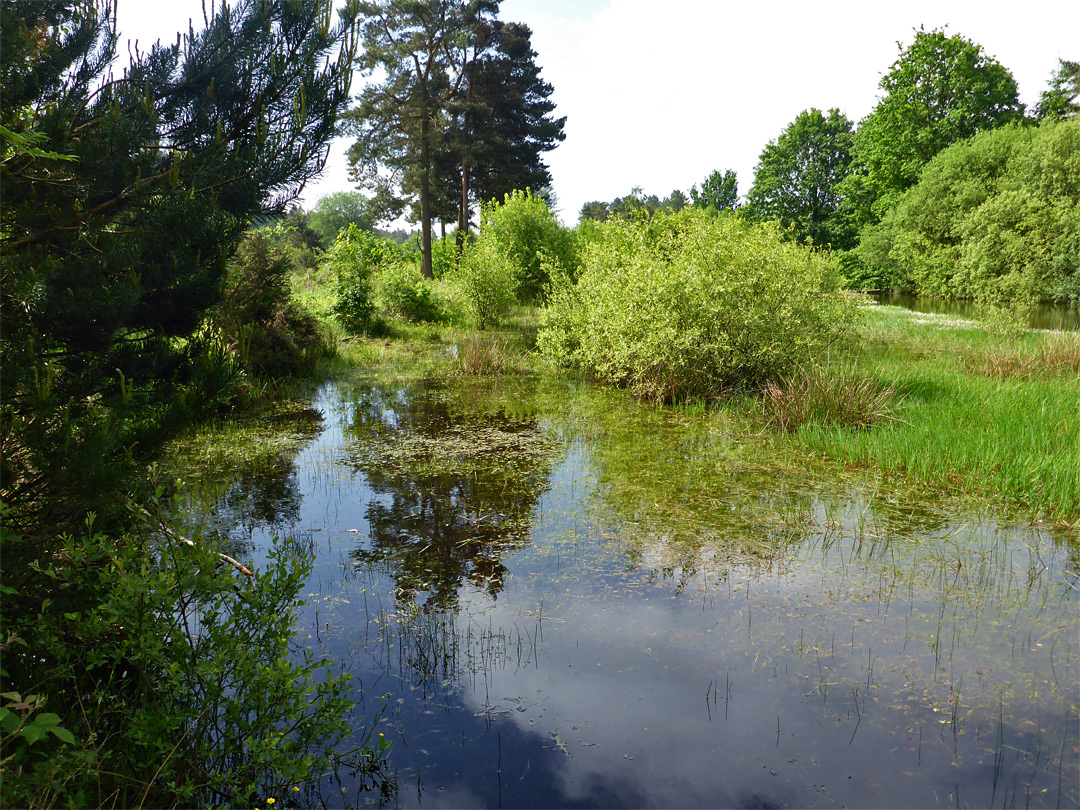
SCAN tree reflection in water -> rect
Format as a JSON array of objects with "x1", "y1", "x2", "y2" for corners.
[{"x1": 344, "y1": 381, "x2": 561, "y2": 609}]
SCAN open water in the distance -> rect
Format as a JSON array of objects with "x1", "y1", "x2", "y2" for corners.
[
  {"x1": 871, "y1": 292, "x2": 1080, "y2": 331},
  {"x1": 175, "y1": 375, "x2": 1079, "y2": 809}
]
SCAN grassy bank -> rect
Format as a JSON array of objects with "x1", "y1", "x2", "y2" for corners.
[{"x1": 795, "y1": 303, "x2": 1079, "y2": 524}]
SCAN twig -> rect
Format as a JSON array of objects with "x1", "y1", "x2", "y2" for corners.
[{"x1": 139, "y1": 507, "x2": 255, "y2": 580}]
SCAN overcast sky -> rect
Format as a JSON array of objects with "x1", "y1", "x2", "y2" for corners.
[{"x1": 116, "y1": 0, "x2": 1078, "y2": 224}]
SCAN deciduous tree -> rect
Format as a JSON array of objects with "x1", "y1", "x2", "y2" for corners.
[
  {"x1": 690, "y1": 169, "x2": 738, "y2": 212},
  {"x1": 848, "y1": 27, "x2": 1023, "y2": 223},
  {"x1": 744, "y1": 109, "x2": 855, "y2": 249}
]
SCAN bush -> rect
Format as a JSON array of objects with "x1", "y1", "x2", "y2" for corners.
[
  {"x1": 447, "y1": 234, "x2": 518, "y2": 330},
  {"x1": 480, "y1": 189, "x2": 578, "y2": 302},
  {"x1": 217, "y1": 230, "x2": 329, "y2": 376},
  {"x1": 538, "y1": 208, "x2": 857, "y2": 403},
  {"x1": 326, "y1": 224, "x2": 401, "y2": 333},
  {"x1": 375, "y1": 263, "x2": 448, "y2": 323}
]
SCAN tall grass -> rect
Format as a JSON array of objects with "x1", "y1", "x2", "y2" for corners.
[
  {"x1": 796, "y1": 305, "x2": 1080, "y2": 522},
  {"x1": 761, "y1": 364, "x2": 902, "y2": 433}
]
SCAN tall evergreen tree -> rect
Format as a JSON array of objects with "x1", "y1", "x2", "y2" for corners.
[
  {"x1": 453, "y1": 20, "x2": 565, "y2": 236},
  {"x1": 343, "y1": 2, "x2": 564, "y2": 265},
  {"x1": 343, "y1": 0, "x2": 498, "y2": 278},
  {"x1": 1034, "y1": 58, "x2": 1080, "y2": 120},
  {"x1": 1, "y1": 0, "x2": 357, "y2": 534}
]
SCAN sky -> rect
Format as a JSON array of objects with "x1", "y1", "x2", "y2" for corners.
[{"x1": 115, "y1": 0, "x2": 1078, "y2": 225}]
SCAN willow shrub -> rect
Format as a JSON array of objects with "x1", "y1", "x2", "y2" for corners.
[{"x1": 538, "y1": 209, "x2": 857, "y2": 403}]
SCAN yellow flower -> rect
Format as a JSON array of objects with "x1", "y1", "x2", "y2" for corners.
[
  {"x1": 267, "y1": 800, "x2": 276, "y2": 806},
  {"x1": 292, "y1": 786, "x2": 301, "y2": 793}
]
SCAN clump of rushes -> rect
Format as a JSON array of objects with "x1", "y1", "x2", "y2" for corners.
[
  {"x1": 962, "y1": 331, "x2": 1080, "y2": 379},
  {"x1": 761, "y1": 364, "x2": 902, "y2": 433},
  {"x1": 456, "y1": 335, "x2": 514, "y2": 375}
]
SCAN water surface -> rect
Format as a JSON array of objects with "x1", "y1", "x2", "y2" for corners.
[{"x1": 173, "y1": 375, "x2": 1079, "y2": 808}]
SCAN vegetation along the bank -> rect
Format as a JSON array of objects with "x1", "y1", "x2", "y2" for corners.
[{"x1": 1, "y1": 1, "x2": 1076, "y2": 807}]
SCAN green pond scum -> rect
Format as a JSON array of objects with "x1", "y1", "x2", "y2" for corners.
[{"x1": 164, "y1": 334, "x2": 1079, "y2": 808}]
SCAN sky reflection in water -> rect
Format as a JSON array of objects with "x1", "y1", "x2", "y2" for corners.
[{"x1": 178, "y1": 377, "x2": 1079, "y2": 809}]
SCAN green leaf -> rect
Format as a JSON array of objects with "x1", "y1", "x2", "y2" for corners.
[
  {"x1": 48, "y1": 726, "x2": 76, "y2": 745},
  {"x1": 21, "y1": 724, "x2": 43, "y2": 745},
  {"x1": 1, "y1": 707, "x2": 21, "y2": 733}
]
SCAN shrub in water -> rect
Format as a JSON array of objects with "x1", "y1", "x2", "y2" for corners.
[{"x1": 538, "y1": 208, "x2": 857, "y2": 402}]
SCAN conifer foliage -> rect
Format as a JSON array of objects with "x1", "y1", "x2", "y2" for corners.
[{"x1": 1, "y1": 0, "x2": 357, "y2": 534}]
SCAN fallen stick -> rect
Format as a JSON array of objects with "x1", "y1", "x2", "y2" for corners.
[{"x1": 139, "y1": 507, "x2": 255, "y2": 580}]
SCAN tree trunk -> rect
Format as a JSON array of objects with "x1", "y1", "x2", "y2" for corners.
[
  {"x1": 419, "y1": 93, "x2": 434, "y2": 279},
  {"x1": 457, "y1": 155, "x2": 469, "y2": 251}
]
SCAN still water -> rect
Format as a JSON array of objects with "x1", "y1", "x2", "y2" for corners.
[
  {"x1": 175, "y1": 375, "x2": 1079, "y2": 808},
  {"x1": 871, "y1": 292, "x2": 1080, "y2": 331}
]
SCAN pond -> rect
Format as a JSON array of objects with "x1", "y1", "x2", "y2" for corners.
[
  {"x1": 173, "y1": 374, "x2": 1079, "y2": 809},
  {"x1": 871, "y1": 292, "x2": 1080, "y2": 331}
]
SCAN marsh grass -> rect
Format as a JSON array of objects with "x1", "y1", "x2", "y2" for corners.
[
  {"x1": 761, "y1": 364, "x2": 902, "y2": 433},
  {"x1": 797, "y1": 305, "x2": 1080, "y2": 522},
  {"x1": 961, "y1": 331, "x2": 1080, "y2": 379},
  {"x1": 455, "y1": 334, "x2": 515, "y2": 375}
]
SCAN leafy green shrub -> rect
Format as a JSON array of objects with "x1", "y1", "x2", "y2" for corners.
[
  {"x1": 480, "y1": 189, "x2": 578, "y2": 302},
  {"x1": 0, "y1": 506, "x2": 391, "y2": 808},
  {"x1": 856, "y1": 118, "x2": 1080, "y2": 304},
  {"x1": 376, "y1": 263, "x2": 448, "y2": 323},
  {"x1": 538, "y1": 208, "x2": 857, "y2": 403},
  {"x1": 430, "y1": 235, "x2": 457, "y2": 279},
  {"x1": 326, "y1": 224, "x2": 401, "y2": 333},
  {"x1": 448, "y1": 234, "x2": 518, "y2": 330},
  {"x1": 217, "y1": 230, "x2": 329, "y2": 376}
]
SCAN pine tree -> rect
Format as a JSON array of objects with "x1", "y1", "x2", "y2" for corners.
[{"x1": 0, "y1": 0, "x2": 357, "y2": 535}]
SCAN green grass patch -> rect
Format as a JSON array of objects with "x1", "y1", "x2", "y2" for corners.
[{"x1": 793, "y1": 303, "x2": 1080, "y2": 522}]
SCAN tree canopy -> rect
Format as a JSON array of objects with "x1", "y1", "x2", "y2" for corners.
[
  {"x1": 454, "y1": 20, "x2": 565, "y2": 229},
  {"x1": 744, "y1": 109, "x2": 855, "y2": 249},
  {"x1": 855, "y1": 118, "x2": 1080, "y2": 304},
  {"x1": 308, "y1": 190, "x2": 374, "y2": 245},
  {"x1": 690, "y1": 169, "x2": 738, "y2": 212},
  {"x1": 847, "y1": 27, "x2": 1023, "y2": 224},
  {"x1": 342, "y1": 0, "x2": 563, "y2": 276},
  {"x1": 1, "y1": 0, "x2": 357, "y2": 534}
]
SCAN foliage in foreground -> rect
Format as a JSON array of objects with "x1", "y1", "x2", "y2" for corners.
[
  {"x1": 1, "y1": 0, "x2": 355, "y2": 539},
  {"x1": 539, "y1": 208, "x2": 858, "y2": 403},
  {"x1": 0, "y1": 504, "x2": 388, "y2": 808}
]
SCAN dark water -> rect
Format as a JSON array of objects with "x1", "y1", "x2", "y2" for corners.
[
  {"x1": 174, "y1": 375, "x2": 1080, "y2": 809},
  {"x1": 871, "y1": 292, "x2": 1080, "y2": 331}
]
